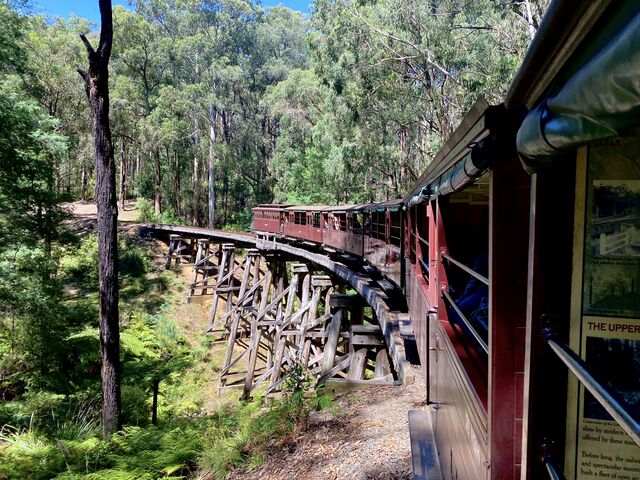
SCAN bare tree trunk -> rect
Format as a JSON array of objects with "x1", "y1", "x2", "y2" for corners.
[
  {"x1": 192, "y1": 114, "x2": 200, "y2": 226},
  {"x1": 80, "y1": 165, "x2": 88, "y2": 200},
  {"x1": 154, "y1": 149, "x2": 161, "y2": 215},
  {"x1": 78, "y1": 0, "x2": 121, "y2": 438},
  {"x1": 208, "y1": 104, "x2": 216, "y2": 228},
  {"x1": 151, "y1": 379, "x2": 160, "y2": 425},
  {"x1": 222, "y1": 174, "x2": 228, "y2": 225},
  {"x1": 118, "y1": 140, "x2": 126, "y2": 209},
  {"x1": 172, "y1": 149, "x2": 181, "y2": 218},
  {"x1": 135, "y1": 148, "x2": 141, "y2": 178},
  {"x1": 523, "y1": 0, "x2": 536, "y2": 40}
]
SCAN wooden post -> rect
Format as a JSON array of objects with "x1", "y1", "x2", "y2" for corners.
[
  {"x1": 322, "y1": 297, "x2": 344, "y2": 377},
  {"x1": 269, "y1": 263, "x2": 305, "y2": 389},
  {"x1": 207, "y1": 243, "x2": 234, "y2": 329}
]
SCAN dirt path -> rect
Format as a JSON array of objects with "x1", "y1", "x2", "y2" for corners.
[
  {"x1": 64, "y1": 199, "x2": 140, "y2": 221},
  {"x1": 227, "y1": 369, "x2": 424, "y2": 480}
]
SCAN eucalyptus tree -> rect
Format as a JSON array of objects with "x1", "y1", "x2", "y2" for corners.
[
  {"x1": 112, "y1": 6, "x2": 172, "y2": 214},
  {"x1": 77, "y1": 0, "x2": 121, "y2": 437},
  {"x1": 267, "y1": 0, "x2": 550, "y2": 202}
]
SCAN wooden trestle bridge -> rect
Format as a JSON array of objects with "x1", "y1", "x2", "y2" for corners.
[{"x1": 145, "y1": 223, "x2": 413, "y2": 399}]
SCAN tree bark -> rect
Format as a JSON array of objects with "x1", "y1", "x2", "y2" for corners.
[
  {"x1": 192, "y1": 58, "x2": 201, "y2": 226},
  {"x1": 192, "y1": 114, "x2": 201, "y2": 226},
  {"x1": 208, "y1": 103, "x2": 216, "y2": 228},
  {"x1": 78, "y1": 0, "x2": 121, "y2": 438},
  {"x1": 154, "y1": 149, "x2": 162, "y2": 215},
  {"x1": 172, "y1": 149, "x2": 181, "y2": 217},
  {"x1": 118, "y1": 140, "x2": 126, "y2": 209},
  {"x1": 151, "y1": 378, "x2": 160, "y2": 425}
]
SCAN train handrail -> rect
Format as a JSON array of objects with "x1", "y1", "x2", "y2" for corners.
[
  {"x1": 419, "y1": 257, "x2": 430, "y2": 279},
  {"x1": 441, "y1": 252, "x2": 489, "y2": 286},
  {"x1": 441, "y1": 287, "x2": 488, "y2": 353},
  {"x1": 417, "y1": 233, "x2": 429, "y2": 248},
  {"x1": 541, "y1": 450, "x2": 565, "y2": 480},
  {"x1": 542, "y1": 330, "x2": 640, "y2": 447}
]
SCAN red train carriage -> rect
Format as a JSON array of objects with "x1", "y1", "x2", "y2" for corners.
[
  {"x1": 404, "y1": 99, "x2": 520, "y2": 479},
  {"x1": 252, "y1": 204, "x2": 289, "y2": 235},
  {"x1": 284, "y1": 206, "x2": 324, "y2": 243},
  {"x1": 504, "y1": 3, "x2": 640, "y2": 478},
  {"x1": 362, "y1": 199, "x2": 404, "y2": 288},
  {"x1": 404, "y1": 2, "x2": 640, "y2": 478},
  {"x1": 323, "y1": 205, "x2": 358, "y2": 255}
]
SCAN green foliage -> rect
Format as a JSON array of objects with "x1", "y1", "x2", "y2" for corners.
[
  {"x1": 221, "y1": 209, "x2": 253, "y2": 233},
  {"x1": 135, "y1": 198, "x2": 184, "y2": 226}
]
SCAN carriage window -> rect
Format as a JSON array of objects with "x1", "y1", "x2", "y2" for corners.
[
  {"x1": 389, "y1": 210, "x2": 401, "y2": 247},
  {"x1": 294, "y1": 212, "x2": 307, "y2": 225},
  {"x1": 415, "y1": 204, "x2": 430, "y2": 281},
  {"x1": 372, "y1": 211, "x2": 385, "y2": 239},
  {"x1": 313, "y1": 213, "x2": 320, "y2": 228},
  {"x1": 441, "y1": 176, "x2": 490, "y2": 350},
  {"x1": 352, "y1": 213, "x2": 363, "y2": 235},
  {"x1": 338, "y1": 213, "x2": 347, "y2": 230},
  {"x1": 437, "y1": 172, "x2": 490, "y2": 402}
]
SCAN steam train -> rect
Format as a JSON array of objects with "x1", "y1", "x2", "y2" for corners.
[{"x1": 254, "y1": 2, "x2": 640, "y2": 479}]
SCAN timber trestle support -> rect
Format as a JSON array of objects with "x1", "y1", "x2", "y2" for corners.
[
  {"x1": 165, "y1": 234, "x2": 194, "y2": 268},
  {"x1": 157, "y1": 228, "x2": 409, "y2": 399}
]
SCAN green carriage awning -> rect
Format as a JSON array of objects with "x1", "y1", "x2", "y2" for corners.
[{"x1": 517, "y1": 12, "x2": 640, "y2": 173}]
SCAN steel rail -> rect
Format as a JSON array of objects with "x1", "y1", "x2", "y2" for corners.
[
  {"x1": 441, "y1": 287, "x2": 488, "y2": 353},
  {"x1": 441, "y1": 252, "x2": 489, "y2": 286},
  {"x1": 543, "y1": 331, "x2": 640, "y2": 447}
]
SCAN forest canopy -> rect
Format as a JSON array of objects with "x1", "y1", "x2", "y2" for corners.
[{"x1": 2, "y1": 0, "x2": 547, "y2": 229}]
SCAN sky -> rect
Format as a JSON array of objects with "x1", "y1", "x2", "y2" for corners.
[{"x1": 32, "y1": 0, "x2": 311, "y2": 23}]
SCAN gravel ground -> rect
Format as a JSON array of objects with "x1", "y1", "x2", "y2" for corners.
[
  {"x1": 63, "y1": 199, "x2": 140, "y2": 221},
  {"x1": 227, "y1": 366, "x2": 426, "y2": 480}
]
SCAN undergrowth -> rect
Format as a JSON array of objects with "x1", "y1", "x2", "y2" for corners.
[{"x1": 0, "y1": 233, "x2": 335, "y2": 479}]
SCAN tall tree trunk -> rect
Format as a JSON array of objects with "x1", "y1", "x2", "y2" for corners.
[
  {"x1": 154, "y1": 149, "x2": 161, "y2": 215},
  {"x1": 151, "y1": 379, "x2": 160, "y2": 425},
  {"x1": 523, "y1": 0, "x2": 536, "y2": 40},
  {"x1": 208, "y1": 104, "x2": 216, "y2": 228},
  {"x1": 81, "y1": 165, "x2": 88, "y2": 200},
  {"x1": 78, "y1": 0, "x2": 121, "y2": 438},
  {"x1": 135, "y1": 148, "x2": 141, "y2": 178},
  {"x1": 192, "y1": 58, "x2": 201, "y2": 226},
  {"x1": 118, "y1": 140, "x2": 126, "y2": 209},
  {"x1": 222, "y1": 174, "x2": 228, "y2": 225},
  {"x1": 172, "y1": 149, "x2": 181, "y2": 218},
  {"x1": 192, "y1": 114, "x2": 200, "y2": 226}
]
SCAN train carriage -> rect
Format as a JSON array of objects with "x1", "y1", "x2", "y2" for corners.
[
  {"x1": 252, "y1": 204, "x2": 289, "y2": 235},
  {"x1": 283, "y1": 205, "x2": 325, "y2": 243},
  {"x1": 323, "y1": 205, "x2": 359, "y2": 255},
  {"x1": 404, "y1": 99, "x2": 522, "y2": 479},
  {"x1": 403, "y1": 2, "x2": 640, "y2": 478},
  {"x1": 362, "y1": 199, "x2": 404, "y2": 288}
]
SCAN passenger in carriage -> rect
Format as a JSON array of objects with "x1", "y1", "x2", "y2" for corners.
[{"x1": 449, "y1": 253, "x2": 489, "y2": 347}]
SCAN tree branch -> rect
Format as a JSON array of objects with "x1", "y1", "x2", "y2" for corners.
[
  {"x1": 77, "y1": 68, "x2": 88, "y2": 82},
  {"x1": 79, "y1": 34, "x2": 95, "y2": 55}
]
